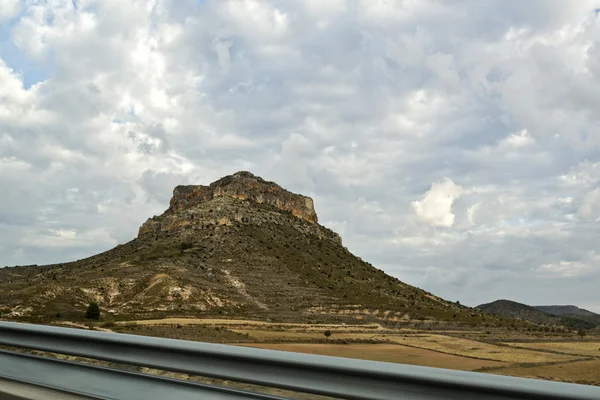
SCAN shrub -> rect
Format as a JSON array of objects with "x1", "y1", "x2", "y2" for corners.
[
  {"x1": 179, "y1": 241, "x2": 193, "y2": 251},
  {"x1": 85, "y1": 302, "x2": 100, "y2": 320},
  {"x1": 324, "y1": 330, "x2": 332, "y2": 341}
]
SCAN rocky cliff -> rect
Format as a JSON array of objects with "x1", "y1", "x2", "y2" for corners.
[
  {"x1": 167, "y1": 171, "x2": 317, "y2": 222},
  {"x1": 138, "y1": 171, "x2": 339, "y2": 244}
]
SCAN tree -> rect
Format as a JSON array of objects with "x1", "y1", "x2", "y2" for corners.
[
  {"x1": 85, "y1": 302, "x2": 100, "y2": 320},
  {"x1": 577, "y1": 329, "x2": 587, "y2": 340},
  {"x1": 324, "y1": 330, "x2": 332, "y2": 341}
]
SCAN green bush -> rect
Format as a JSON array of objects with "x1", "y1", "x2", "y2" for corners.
[
  {"x1": 85, "y1": 302, "x2": 100, "y2": 320},
  {"x1": 179, "y1": 241, "x2": 193, "y2": 251}
]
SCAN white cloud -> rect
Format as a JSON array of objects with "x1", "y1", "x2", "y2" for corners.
[
  {"x1": 535, "y1": 260, "x2": 593, "y2": 278},
  {"x1": 269, "y1": 133, "x2": 316, "y2": 193},
  {"x1": 0, "y1": 0, "x2": 20, "y2": 21},
  {"x1": 411, "y1": 178, "x2": 464, "y2": 228},
  {"x1": 425, "y1": 53, "x2": 461, "y2": 90},
  {"x1": 467, "y1": 202, "x2": 481, "y2": 225},
  {"x1": 21, "y1": 227, "x2": 116, "y2": 249},
  {"x1": 498, "y1": 129, "x2": 535, "y2": 149},
  {"x1": 577, "y1": 187, "x2": 600, "y2": 220},
  {"x1": 559, "y1": 161, "x2": 600, "y2": 187},
  {"x1": 304, "y1": 0, "x2": 347, "y2": 20},
  {"x1": 1, "y1": 0, "x2": 600, "y2": 310}
]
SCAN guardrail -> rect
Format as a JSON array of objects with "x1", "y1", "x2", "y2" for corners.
[{"x1": 1, "y1": 321, "x2": 600, "y2": 400}]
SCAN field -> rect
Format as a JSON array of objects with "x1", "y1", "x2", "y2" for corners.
[
  {"x1": 503, "y1": 341, "x2": 600, "y2": 357},
  {"x1": 491, "y1": 360, "x2": 600, "y2": 386},
  {"x1": 388, "y1": 334, "x2": 579, "y2": 363},
  {"x1": 239, "y1": 343, "x2": 506, "y2": 370},
  {"x1": 98, "y1": 317, "x2": 600, "y2": 388},
  {"x1": 0, "y1": 316, "x2": 590, "y2": 399}
]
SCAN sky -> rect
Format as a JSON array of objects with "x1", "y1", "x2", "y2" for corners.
[{"x1": 1, "y1": 1, "x2": 600, "y2": 312}]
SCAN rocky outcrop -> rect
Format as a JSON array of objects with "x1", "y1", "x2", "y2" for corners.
[
  {"x1": 168, "y1": 171, "x2": 318, "y2": 223},
  {"x1": 137, "y1": 171, "x2": 341, "y2": 244},
  {"x1": 138, "y1": 196, "x2": 342, "y2": 245}
]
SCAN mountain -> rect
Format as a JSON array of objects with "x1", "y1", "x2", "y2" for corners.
[
  {"x1": 478, "y1": 300, "x2": 600, "y2": 330},
  {"x1": 476, "y1": 300, "x2": 557, "y2": 325},
  {"x1": 534, "y1": 305, "x2": 600, "y2": 329},
  {"x1": 534, "y1": 305, "x2": 599, "y2": 317},
  {"x1": 0, "y1": 171, "x2": 492, "y2": 326}
]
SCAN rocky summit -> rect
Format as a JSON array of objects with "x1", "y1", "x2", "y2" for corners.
[
  {"x1": 138, "y1": 171, "x2": 334, "y2": 243},
  {"x1": 0, "y1": 172, "x2": 488, "y2": 325}
]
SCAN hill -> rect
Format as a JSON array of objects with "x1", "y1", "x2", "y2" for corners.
[
  {"x1": 478, "y1": 300, "x2": 599, "y2": 331},
  {"x1": 534, "y1": 305, "x2": 599, "y2": 317},
  {"x1": 476, "y1": 300, "x2": 557, "y2": 326},
  {"x1": 0, "y1": 171, "x2": 499, "y2": 327},
  {"x1": 534, "y1": 305, "x2": 600, "y2": 330}
]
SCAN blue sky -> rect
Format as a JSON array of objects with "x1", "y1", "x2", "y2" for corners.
[{"x1": 0, "y1": 15, "x2": 53, "y2": 88}]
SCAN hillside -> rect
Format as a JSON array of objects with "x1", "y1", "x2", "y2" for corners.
[
  {"x1": 476, "y1": 300, "x2": 557, "y2": 325},
  {"x1": 0, "y1": 171, "x2": 499, "y2": 326},
  {"x1": 478, "y1": 300, "x2": 599, "y2": 330},
  {"x1": 534, "y1": 306, "x2": 600, "y2": 329},
  {"x1": 534, "y1": 305, "x2": 599, "y2": 318}
]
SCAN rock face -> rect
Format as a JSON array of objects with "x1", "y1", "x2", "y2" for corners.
[
  {"x1": 168, "y1": 171, "x2": 317, "y2": 223},
  {"x1": 137, "y1": 171, "x2": 337, "y2": 243}
]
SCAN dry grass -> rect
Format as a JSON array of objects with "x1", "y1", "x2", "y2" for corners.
[
  {"x1": 503, "y1": 342, "x2": 600, "y2": 357},
  {"x1": 491, "y1": 359, "x2": 600, "y2": 385},
  {"x1": 390, "y1": 334, "x2": 579, "y2": 363},
  {"x1": 44, "y1": 317, "x2": 600, "y2": 387},
  {"x1": 231, "y1": 329, "x2": 326, "y2": 341},
  {"x1": 54, "y1": 321, "x2": 113, "y2": 332},
  {"x1": 236, "y1": 343, "x2": 506, "y2": 371},
  {"x1": 122, "y1": 318, "x2": 383, "y2": 330},
  {"x1": 122, "y1": 318, "x2": 276, "y2": 326},
  {"x1": 230, "y1": 329, "x2": 397, "y2": 342},
  {"x1": 112, "y1": 324, "x2": 252, "y2": 343}
]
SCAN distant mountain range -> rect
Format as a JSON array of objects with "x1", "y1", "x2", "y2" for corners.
[
  {"x1": 477, "y1": 300, "x2": 600, "y2": 330},
  {"x1": 533, "y1": 305, "x2": 598, "y2": 317}
]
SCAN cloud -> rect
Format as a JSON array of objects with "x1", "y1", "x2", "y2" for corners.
[
  {"x1": 578, "y1": 187, "x2": 600, "y2": 220},
  {"x1": 0, "y1": 0, "x2": 20, "y2": 22},
  {"x1": 411, "y1": 178, "x2": 464, "y2": 227},
  {"x1": 467, "y1": 202, "x2": 481, "y2": 225},
  {"x1": 498, "y1": 129, "x2": 535, "y2": 149},
  {"x1": 535, "y1": 259, "x2": 594, "y2": 279},
  {"x1": 1, "y1": 0, "x2": 600, "y2": 310}
]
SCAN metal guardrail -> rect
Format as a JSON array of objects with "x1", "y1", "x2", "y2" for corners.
[{"x1": 1, "y1": 322, "x2": 600, "y2": 400}]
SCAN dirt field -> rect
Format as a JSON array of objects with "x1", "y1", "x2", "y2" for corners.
[
  {"x1": 113, "y1": 323, "x2": 253, "y2": 343},
  {"x1": 388, "y1": 334, "x2": 581, "y2": 363},
  {"x1": 503, "y1": 341, "x2": 600, "y2": 357},
  {"x1": 229, "y1": 329, "x2": 396, "y2": 342},
  {"x1": 238, "y1": 343, "x2": 507, "y2": 371},
  {"x1": 80, "y1": 318, "x2": 600, "y2": 387},
  {"x1": 120, "y1": 318, "x2": 384, "y2": 330},
  {"x1": 123, "y1": 318, "x2": 283, "y2": 326},
  {"x1": 492, "y1": 359, "x2": 600, "y2": 386}
]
